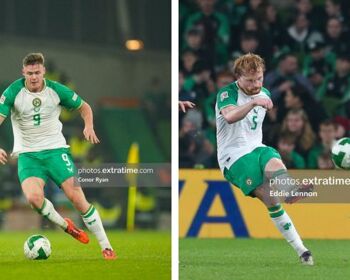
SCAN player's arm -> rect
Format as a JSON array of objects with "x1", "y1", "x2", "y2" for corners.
[
  {"x1": 179, "y1": 101, "x2": 195, "y2": 113},
  {"x1": 51, "y1": 81, "x2": 100, "y2": 144},
  {"x1": 78, "y1": 102, "x2": 100, "y2": 144},
  {"x1": 0, "y1": 115, "x2": 7, "y2": 164},
  {"x1": 221, "y1": 97, "x2": 273, "y2": 124},
  {"x1": 0, "y1": 115, "x2": 5, "y2": 126}
]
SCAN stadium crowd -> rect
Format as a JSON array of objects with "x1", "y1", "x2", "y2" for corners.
[{"x1": 179, "y1": 0, "x2": 350, "y2": 169}]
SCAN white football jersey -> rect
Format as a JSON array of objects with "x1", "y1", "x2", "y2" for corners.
[
  {"x1": 0, "y1": 78, "x2": 83, "y2": 156},
  {"x1": 215, "y1": 81, "x2": 271, "y2": 171}
]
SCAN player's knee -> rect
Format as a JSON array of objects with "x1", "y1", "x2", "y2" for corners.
[
  {"x1": 265, "y1": 158, "x2": 286, "y2": 173},
  {"x1": 26, "y1": 192, "x2": 44, "y2": 208}
]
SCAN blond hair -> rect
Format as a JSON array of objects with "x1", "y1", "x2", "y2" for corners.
[
  {"x1": 281, "y1": 109, "x2": 316, "y2": 151},
  {"x1": 23, "y1": 53, "x2": 45, "y2": 66},
  {"x1": 232, "y1": 53, "x2": 265, "y2": 77}
]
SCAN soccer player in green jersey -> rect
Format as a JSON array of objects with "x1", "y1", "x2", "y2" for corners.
[
  {"x1": 0, "y1": 53, "x2": 116, "y2": 260},
  {"x1": 216, "y1": 53, "x2": 313, "y2": 265}
]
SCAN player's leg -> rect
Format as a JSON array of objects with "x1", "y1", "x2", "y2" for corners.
[
  {"x1": 265, "y1": 158, "x2": 313, "y2": 203},
  {"x1": 225, "y1": 147, "x2": 313, "y2": 265},
  {"x1": 18, "y1": 152, "x2": 68, "y2": 229},
  {"x1": 21, "y1": 177, "x2": 67, "y2": 229},
  {"x1": 60, "y1": 177, "x2": 116, "y2": 259},
  {"x1": 259, "y1": 156, "x2": 313, "y2": 265}
]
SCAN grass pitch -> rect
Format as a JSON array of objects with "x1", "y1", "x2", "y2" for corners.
[
  {"x1": 180, "y1": 238, "x2": 350, "y2": 280},
  {"x1": 0, "y1": 230, "x2": 170, "y2": 280}
]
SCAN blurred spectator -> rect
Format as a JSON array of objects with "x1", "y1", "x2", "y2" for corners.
[
  {"x1": 324, "y1": 0, "x2": 347, "y2": 26},
  {"x1": 181, "y1": 60, "x2": 215, "y2": 104},
  {"x1": 307, "y1": 120, "x2": 337, "y2": 168},
  {"x1": 217, "y1": 0, "x2": 248, "y2": 33},
  {"x1": 260, "y1": 3, "x2": 285, "y2": 57},
  {"x1": 317, "y1": 152, "x2": 335, "y2": 169},
  {"x1": 231, "y1": 31, "x2": 261, "y2": 62},
  {"x1": 282, "y1": 13, "x2": 323, "y2": 54},
  {"x1": 182, "y1": 27, "x2": 212, "y2": 69},
  {"x1": 264, "y1": 53, "x2": 314, "y2": 102},
  {"x1": 180, "y1": 49, "x2": 199, "y2": 76},
  {"x1": 280, "y1": 109, "x2": 316, "y2": 159},
  {"x1": 333, "y1": 116, "x2": 350, "y2": 138},
  {"x1": 277, "y1": 132, "x2": 306, "y2": 169},
  {"x1": 293, "y1": 0, "x2": 324, "y2": 30},
  {"x1": 323, "y1": 17, "x2": 350, "y2": 55},
  {"x1": 280, "y1": 84, "x2": 327, "y2": 132},
  {"x1": 238, "y1": 15, "x2": 272, "y2": 60},
  {"x1": 183, "y1": 0, "x2": 230, "y2": 69},
  {"x1": 179, "y1": 117, "x2": 214, "y2": 168},
  {"x1": 179, "y1": 71, "x2": 197, "y2": 104},
  {"x1": 302, "y1": 41, "x2": 336, "y2": 89},
  {"x1": 316, "y1": 53, "x2": 350, "y2": 117}
]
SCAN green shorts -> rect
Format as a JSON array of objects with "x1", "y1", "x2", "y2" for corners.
[
  {"x1": 223, "y1": 146, "x2": 281, "y2": 196},
  {"x1": 18, "y1": 148, "x2": 77, "y2": 186}
]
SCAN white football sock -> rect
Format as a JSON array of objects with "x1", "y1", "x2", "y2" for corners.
[
  {"x1": 269, "y1": 205, "x2": 308, "y2": 256},
  {"x1": 37, "y1": 198, "x2": 67, "y2": 229},
  {"x1": 82, "y1": 205, "x2": 112, "y2": 250}
]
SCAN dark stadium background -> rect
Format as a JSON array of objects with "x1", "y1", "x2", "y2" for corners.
[{"x1": 0, "y1": 0, "x2": 171, "y2": 235}]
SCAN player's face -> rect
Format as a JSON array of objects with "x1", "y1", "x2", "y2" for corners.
[
  {"x1": 237, "y1": 69, "x2": 263, "y2": 95},
  {"x1": 22, "y1": 63, "x2": 46, "y2": 92}
]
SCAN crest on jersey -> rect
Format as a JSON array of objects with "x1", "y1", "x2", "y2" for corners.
[
  {"x1": 32, "y1": 98, "x2": 42, "y2": 107},
  {"x1": 72, "y1": 93, "x2": 78, "y2": 101},
  {"x1": 0, "y1": 95, "x2": 6, "y2": 104},
  {"x1": 220, "y1": 91, "x2": 229, "y2": 102}
]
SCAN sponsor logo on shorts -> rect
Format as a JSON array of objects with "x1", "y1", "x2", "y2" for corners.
[
  {"x1": 246, "y1": 178, "x2": 253, "y2": 186},
  {"x1": 220, "y1": 91, "x2": 229, "y2": 102}
]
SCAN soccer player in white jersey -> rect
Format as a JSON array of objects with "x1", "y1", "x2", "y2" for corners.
[
  {"x1": 0, "y1": 53, "x2": 116, "y2": 260},
  {"x1": 216, "y1": 53, "x2": 313, "y2": 265}
]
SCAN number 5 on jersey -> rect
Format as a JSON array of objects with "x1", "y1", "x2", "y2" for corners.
[{"x1": 251, "y1": 115, "x2": 257, "y2": 130}]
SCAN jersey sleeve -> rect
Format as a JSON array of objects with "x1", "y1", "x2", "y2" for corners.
[
  {"x1": 261, "y1": 87, "x2": 272, "y2": 99},
  {"x1": 0, "y1": 87, "x2": 17, "y2": 118},
  {"x1": 216, "y1": 86, "x2": 238, "y2": 111},
  {"x1": 50, "y1": 81, "x2": 83, "y2": 110}
]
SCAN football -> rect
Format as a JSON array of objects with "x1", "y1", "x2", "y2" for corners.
[
  {"x1": 24, "y1": 234, "x2": 51, "y2": 260},
  {"x1": 331, "y1": 137, "x2": 350, "y2": 169}
]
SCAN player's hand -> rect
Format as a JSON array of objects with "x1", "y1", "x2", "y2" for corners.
[
  {"x1": 179, "y1": 101, "x2": 195, "y2": 113},
  {"x1": 0, "y1": 148, "x2": 7, "y2": 165},
  {"x1": 83, "y1": 126, "x2": 100, "y2": 144},
  {"x1": 252, "y1": 97, "x2": 273, "y2": 110}
]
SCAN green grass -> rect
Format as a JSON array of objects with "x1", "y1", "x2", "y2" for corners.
[
  {"x1": 0, "y1": 230, "x2": 170, "y2": 280},
  {"x1": 180, "y1": 239, "x2": 350, "y2": 280}
]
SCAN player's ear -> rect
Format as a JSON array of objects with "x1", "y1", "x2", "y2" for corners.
[{"x1": 42, "y1": 66, "x2": 46, "y2": 75}]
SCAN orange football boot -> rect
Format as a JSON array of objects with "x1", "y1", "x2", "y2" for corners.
[
  {"x1": 64, "y1": 218, "x2": 89, "y2": 244},
  {"x1": 102, "y1": 248, "x2": 117, "y2": 260}
]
